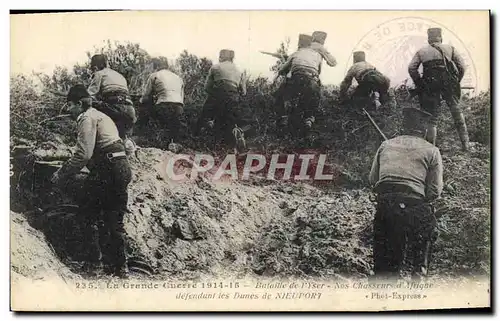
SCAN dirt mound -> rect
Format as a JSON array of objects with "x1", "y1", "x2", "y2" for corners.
[
  {"x1": 431, "y1": 143, "x2": 491, "y2": 276},
  {"x1": 10, "y1": 138, "x2": 490, "y2": 281},
  {"x1": 251, "y1": 190, "x2": 373, "y2": 278},
  {"x1": 250, "y1": 143, "x2": 491, "y2": 279},
  {"x1": 10, "y1": 211, "x2": 76, "y2": 283},
  {"x1": 123, "y1": 148, "x2": 302, "y2": 279}
]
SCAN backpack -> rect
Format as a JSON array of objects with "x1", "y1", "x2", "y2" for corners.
[
  {"x1": 93, "y1": 99, "x2": 137, "y2": 127},
  {"x1": 360, "y1": 68, "x2": 390, "y2": 88},
  {"x1": 430, "y1": 43, "x2": 461, "y2": 98}
]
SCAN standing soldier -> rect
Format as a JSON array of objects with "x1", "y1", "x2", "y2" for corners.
[
  {"x1": 339, "y1": 51, "x2": 391, "y2": 109},
  {"x1": 51, "y1": 84, "x2": 132, "y2": 278},
  {"x1": 278, "y1": 30, "x2": 336, "y2": 137},
  {"x1": 195, "y1": 49, "x2": 247, "y2": 152},
  {"x1": 369, "y1": 107, "x2": 443, "y2": 280},
  {"x1": 272, "y1": 34, "x2": 313, "y2": 132},
  {"x1": 408, "y1": 27, "x2": 469, "y2": 151},
  {"x1": 87, "y1": 54, "x2": 137, "y2": 154},
  {"x1": 140, "y1": 57, "x2": 186, "y2": 149}
]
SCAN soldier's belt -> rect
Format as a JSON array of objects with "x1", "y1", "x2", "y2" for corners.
[
  {"x1": 292, "y1": 70, "x2": 319, "y2": 79},
  {"x1": 358, "y1": 69, "x2": 376, "y2": 81},
  {"x1": 106, "y1": 151, "x2": 126, "y2": 160}
]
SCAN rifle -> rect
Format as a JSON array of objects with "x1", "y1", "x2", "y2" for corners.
[
  {"x1": 408, "y1": 85, "x2": 475, "y2": 98},
  {"x1": 362, "y1": 108, "x2": 388, "y2": 141},
  {"x1": 259, "y1": 51, "x2": 288, "y2": 61}
]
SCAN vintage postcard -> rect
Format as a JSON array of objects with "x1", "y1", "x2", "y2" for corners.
[{"x1": 9, "y1": 10, "x2": 491, "y2": 311}]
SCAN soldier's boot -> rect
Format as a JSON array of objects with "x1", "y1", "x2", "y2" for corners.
[
  {"x1": 369, "y1": 91, "x2": 382, "y2": 110},
  {"x1": 232, "y1": 125, "x2": 247, "y2": 155},
  {"x1": 304, "y1": 116, "x2": 315, "y2": 130},
  {"x1": 452, "y1": 111, "x2": 470, "y2": 151},
  {"x1": 425, "y1": 125, "x2": 437, "y2": 146},
  {"x1": 82, "y1": 261, "x2": 103, "y2": 278},
  {"x1": 113, "y1": 263, "x2": 130, "y2": 279},
  {"x1": 103, "y1": 209, "x2": 130, "y2": 279},
  {"x1": 168, "y1": 140, "x2": 182, "y2": 154},
  {"x1": 83, "y1": 224, "x2": 103, "y2": 277},
  {"x1": 111, "y1": 233, "x2": 129, "y2": 279},
  {"x1": 412, "y1": 238, "x2": 433, "y2": 281}
]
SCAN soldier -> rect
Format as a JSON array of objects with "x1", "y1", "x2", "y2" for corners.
[
  {"x1": 273, "y1": 34, "x2": 313, "y2": 132},
  {"x1": 339, "y1": 51, "x2": 391, "y2": 109},
  {"x1": 51, "y1": 84, "x2": 132, "y2": 278},
  {"x1": 278, "y1": 31, "x2": 336, "y2": 136},
  {"x1": 195, "y1": 49, "x2": 247, "y2": 152},
  {"x1": 369, "y1": 107, "x2": 443, "y2": 280},
  {"x1": 408, "y1": 27, "x2": 469, "y2": 151},
  {"x1": 140, "y1": 57, "x2": 187, "y2": 148},
  {"x1": 87, "y1": 54, "x2": 137, "y2": 153},
  {"x1": 309, "y1": 31, "x2": 338, "y2": 68}
]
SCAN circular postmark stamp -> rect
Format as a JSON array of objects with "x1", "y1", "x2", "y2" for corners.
[{"x1": 346, "y1": 16, "x2": 478, "y2": 94}]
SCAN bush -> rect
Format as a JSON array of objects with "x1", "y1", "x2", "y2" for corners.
[
  {"x1": 463, "y1": 92, "x2": 491, "y2": 145},
  {"x1": 10, "y1": 74, "x2": 76, "y2": 145},
  {"x1": 10, "y1": 39, "x2": 491, "y2": 165}
]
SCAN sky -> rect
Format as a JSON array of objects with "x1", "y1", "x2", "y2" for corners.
[{"x1": 10, "y1": 10, "x2": 490, "y2": 92}]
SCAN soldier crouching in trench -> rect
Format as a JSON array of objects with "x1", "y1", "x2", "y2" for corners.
[
  {"x1": 87, "y1": 54, "x2": 138, "y2": 156},
  {"x1": 51, "y1": 84, "x2": 132, "y2": 278},
  {"x1": 194, "y1": 49, "x2": 248, "y2": 153},
  {"x1": 368, "y1": 107, "x2": 443, "y2": 281},
  {"x1": 339, "y1": 51, "x2": 391, "y2": 111},
  {"x1": 140, "y1": 57, "x2": 187, "y2": 149}
]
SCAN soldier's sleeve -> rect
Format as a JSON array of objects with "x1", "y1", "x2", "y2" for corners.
[
  {"x1": 369, "y1": 143, "x2": 383, "y2": 185},
  {"x1": 317, "y1": 45, "x2": 337, "y2": 67},
  {"x1": 339, "y1": 66, "x2": 355, "y2": 97},
  {"x1": 58, "y1": 114, "x2": 97, "y2": 178},
  {"x1": 278, "y1": 55, "x2": 293, "y2": 76},
  {"x1": 451, "y1": 46, "x2": 466, "y2": 80},
  {"x1": 204, "y1": 67, "x2": 215, "y2": 93},
  {"x1": 425, "y1": 147, "x2": 444, "y2": 201},
  {"x1": 408, "y1": 51, "x2": 422, "y2": 86},
  {"x1": 141, "y1": 74, "x2": 155, "y2": 103},
  {"x1": 87, "y1": 72, "x2": 102, "y2": 99}
]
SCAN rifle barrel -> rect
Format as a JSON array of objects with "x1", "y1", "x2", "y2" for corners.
[
  {"x1": 259, "y1": 51, "x2": 284, "y2": 59},
  {"x1": 363, "y1": 108, "x2": 388, "y2": 141}
]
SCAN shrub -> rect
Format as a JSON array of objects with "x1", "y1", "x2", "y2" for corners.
[{"x1": 10, "y1": 39, "x2": 491, "y2": 167}]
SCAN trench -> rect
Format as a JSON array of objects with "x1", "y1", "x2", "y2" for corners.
[{"x1": 10, "y1": 137, "x2": 491, "y2": 281}]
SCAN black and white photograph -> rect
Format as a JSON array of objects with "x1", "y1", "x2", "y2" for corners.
[{"x1": 8, "y1": 10, "x2": 491, "y2": 311}]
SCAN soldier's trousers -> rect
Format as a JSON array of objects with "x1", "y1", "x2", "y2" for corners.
[
  {"x1": 97, "y1": 102, "x2": 137, "y2": 140},
  {"x1": 288, "y1": 72, "x2": 321, "y2": 136},
  {"x1": 273, "y1": 78, "x2": 293, "y2": 125},
  {"x1": 79, "y1": 142, "x2": 132, "y2": 272},
  {"x1": 353, "y1": 76, "x2": 390, "y2": 106},
  {"x1": 373, "y1": 194, "x2": 437, "y2": 279},
  {"x1": 419, "y1": 85, "x2": 469, "y2": 148},
  {"x1": 153, "y1": 102, "x2": 187, "y2": 145},
  {"x1": 196, "y1": 83, "x2": 242, "y2": 147}
]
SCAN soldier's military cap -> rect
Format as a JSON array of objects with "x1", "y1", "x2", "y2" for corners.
[
  {"x1": 67, "y1": 84, "x2": 90, "y2": 103},
  {"x1": 219, "y1": 49, "x2": 235, "y2": 61},
  {"x1": 90, "y1": 54, "x2": 107, "y2": 69},
  {"x1": 298, "y1": 34, "x2": 313, "y2": 48},
  {"x1": 427, "y1": 28, "x2": 442, "y2": 41},
  {"x1": 312, "y1": 31, "x2": 327, "y2": 45},
  {"x1": 353, "y1": 51, "x2": 366, "y2": 63}
]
